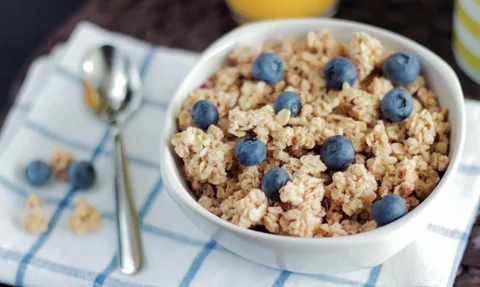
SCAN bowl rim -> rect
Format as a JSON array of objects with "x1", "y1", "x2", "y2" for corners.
[{"x1": 160, "y1": 18, "x2": 466, "y2": 245}]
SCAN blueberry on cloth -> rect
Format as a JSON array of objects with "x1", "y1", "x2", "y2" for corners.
[
  {"x1": 234, "y1": 136, "x2": 267, "y2": 166},
  {"x1": 252, "y1": 53, "x2": 285, "y2": 84},
  {"x1": 380, "y1": 88, "x2": 414, "y2": 122},
  {"x1": 190, "y1": 100, "x2": 219, "y2": 130},
  {"x1": 25, "y1": 160, "x2": 52, "y2": 187},
  {"x1": 274, "y1": 91, "x2": 302, "y2": 116},
  {"x1": 383, "y1": 52, "x2": 420, "y2": 86},
  {"x1": 262, "y1": 167, "x2": 290, "y2": 201},
  {"x1": 68, "y1": 161, "x2": 96, "y2": 190},
  {"x1": 372, "y1": 194, "x2": 407, "y2": 226},
  {"x1": 320, "y1": 135, "x2": 355, "y2": 171},
  {"x1": 324, "y1": 57, "x2": 357, "y2": 90}
]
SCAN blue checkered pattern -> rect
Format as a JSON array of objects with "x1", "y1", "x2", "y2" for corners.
[{"x1": 0, "y1": 22, "x2": 479, "y2": 287}]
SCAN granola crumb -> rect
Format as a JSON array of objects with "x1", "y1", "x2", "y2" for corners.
[
  {"x1": 69, "y1": 198, "x2": 102, "y2": 235},
  {"x1": 171, "y1": 126, "x2": 233, "y2": 185},
  {"x1": 220, "y1": 189, "x2": 268, "y2": 229},
  {"x1": 407, "y1": 110, "x2": 436, "y2": 146},
  {"x1": 366, "y1": 77, "x2": 393, "y2": 99},
  {"x1": 405, "y1": 196, "x2": 420, "y2": 211},
  {"x1": 27, "y1": 194, "x2": 44, "y2": 209},
  {"x1": 198, "y1": 196, "x2": 222, "y2": 216},
  {"x1": 275, "y1": 109, "x2": 291, "y2": 126},
  {"x1": 379, "y1": 158, "x2": 417, "y2": 198},
  {"x1": 327, "y1": 164, "x2": 377, "y2": 216},
  {"x1": 405, "y1": 76, "x2": 426, "y2": 95},
  {"x1": 50, "y1": 149, "x2": 75, "y2": 180},
  {"x1": 346, "y1": 32, "x2": 387, "y2": 81},
  {"x1": 23, "y1": 194, "x2": 48, "y2": 234}
]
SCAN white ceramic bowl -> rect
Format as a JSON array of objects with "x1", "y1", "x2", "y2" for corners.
[{"x1": 160, "y1": 18, "x2": 466, "y2": 274}]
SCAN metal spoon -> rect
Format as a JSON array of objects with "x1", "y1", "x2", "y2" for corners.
[{"x1": 82, "y1": 44, "x2": 144, "y2": 275}]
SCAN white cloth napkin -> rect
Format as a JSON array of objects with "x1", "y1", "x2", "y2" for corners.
[{"x1": 0, "y1": 21, "x2": 479, "y2": 287}]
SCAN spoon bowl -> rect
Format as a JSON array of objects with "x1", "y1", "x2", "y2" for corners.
[{"x1": 82, "y1": 45, "x2": 143, "y2": 125}]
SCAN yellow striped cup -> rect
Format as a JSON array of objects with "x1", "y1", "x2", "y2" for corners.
[{"x1": 453, "y1": 0, "x2": 480, "y2": 84}]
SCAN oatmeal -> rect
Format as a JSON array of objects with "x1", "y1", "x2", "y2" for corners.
[
  {"x1": 171, "y1": 30, "x2": 450, "y2": 237},
  {"x1": 50, "y1": 148, "x2": 75, "y2": 180},
  {"x1": 69, "y1": 197, "x2": 102, "y2": 235},
  {"x1": 23, "y1": 194, "x2": 48, "y2": 234}
]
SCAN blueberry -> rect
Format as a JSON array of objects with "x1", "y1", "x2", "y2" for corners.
[
  {"x1": 234, "y1": 136, "x2": 267, "y2": 166},
  {"x1": 25, "y1": 160, "x2": 52, "y2": 187},
  {"x1": 383, "y1": 52, "x2": 420, "y2": 85},
  {"x1": 68, "y1": 161, "x2": 96, "y2": 190},
  {"x1": 320, "y1": 135, "x2": 355, "y2": 171},
  {"x1": 274, "y1": 92, "x2": 302, "y2": 116},
  {"x1": 381, "y1": 88, "x2": 414, "y2": 122},
  {"x1": 262, "y1": 167, "x2": 290, "y2": 201},
  {"x1": 324, "y1": 57, "x2": 357, "y2": 90},
  {"x1": 190, "y1": 100, "x2": 219, "y2": 130},
  {"x1": 372, "y1": 194, "x2": 407, "y2": 226},
  {"x1": 252, "y1": 53, "x2": 285, "y2": 84}
]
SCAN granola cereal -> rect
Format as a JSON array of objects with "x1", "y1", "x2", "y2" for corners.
[
  {"x1": 70, "y1": 198, "x2": 102, "y2": 235},
  {"x1": 171, "y1": 126, "x2": 234, "y2": 185},
  {"x1": 171, "y1": 31, "x2": 451, "y2": 237},
  {"x1": 50, "y1": 149, "x2": 75, "y2": 180},
  {"x1": 23, "y1": 194, "x2": 48, "y2": 234}
]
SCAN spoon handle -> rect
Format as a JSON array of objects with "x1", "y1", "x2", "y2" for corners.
[{"x1": 113, "y1": 129, "x2": 144, "y2": 274}]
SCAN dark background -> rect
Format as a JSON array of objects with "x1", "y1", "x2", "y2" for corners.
[
  {"x1": 0, "y1": 0, "x2": 84, "y2": 123},
  {"x1": 0, "y1": 0, "x2": 479, "y2": 286}
]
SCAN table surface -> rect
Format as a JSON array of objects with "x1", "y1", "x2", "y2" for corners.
[{"x1": 3, "y1": 0, "x2": 480, "y2": 286}]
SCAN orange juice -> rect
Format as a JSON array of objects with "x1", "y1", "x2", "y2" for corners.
[{"x1": 226, "y1": 0, "x2": 338, "y2": 23}]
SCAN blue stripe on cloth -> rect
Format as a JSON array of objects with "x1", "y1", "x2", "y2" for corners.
[
  {"x1": 100, "y1": 210, "x2": 116, "y2": 221},
  {"x1": 14, "y1": 128, "x2": 110, "y2": 286},
  {"x1": 427, "y1": 223, "x2": 466, "y2": 240},
  {"x1": 25, "y1": 121, "x2": 93, "y2": 152},
  {"x1": 31, "y1": 256, "x2": 155, "y2": 287},
  {"x1": 179, "y1": 240, "x2": 217, "y2": 287},
  {"x1": 93, "y1": 255, "x2": 117, "y2": 287},
  {"x1": 93, "y1": 178, "x2": 164, "y2": 285},
  {"x1": 55, "y1": 66, "x2": 82, "y2": 83},
  {"x1": 141, "y1": 223, "x2": 207, "y2": 247},
  {"x1": 458, "y1": 164, "x2": 480, "y2": 175},
  {"x1": 142, "y1": 97, "x2": 170, "y2": 110},
  {"x1": 363, "y1": 264, "x2": 382, "y2": 287},
  {"x1": 272, "y1": 271, "x2": 292, "y2": 287},
  {"x1": 13, "y1": 102, "x2": 32, "y2": 113},
  {"x1": 280, "y1": 270, "x2": 376, "y2": 287},
  {"x1": 138, "y1": 179, "x2": 163, "y2": 219},
  {"x1": 89, "y1": 129, "x2": 111, "y2": 161},
  {"x1": 0, "y1": 248, "x2": 154, "y2": 287},
  {"x1": 0, "y1": 248, "x2": 24, "y2": 261},
  {"x1": 125, "y1": 155, "x2": 159, "y2": 170},
  {"x1": 447, "y1": 197, "x2": 480, "y2": 286},
  {"x1": 137, "y1": 48, "x2": 166, "y2": 112},
  {"x1": 0, "y1": 174, "x2": 62, "y2": 205},
  {"x1": 304, "y1": 274, "x2": 364, "y2": 286},
  {"x1": 139, "y1": 47, "x2": 156, "y2": 77},
  {"x1": 25, "y1": 120, "x2": 159, "y2": 170},
  {"x1": 213, "y1": 244, "x2": 228, "y2": 252}
]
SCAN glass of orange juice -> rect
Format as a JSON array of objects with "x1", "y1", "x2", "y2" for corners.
[{"x1": 225, "y1": 0, "x2": 339, "y2": 24}]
